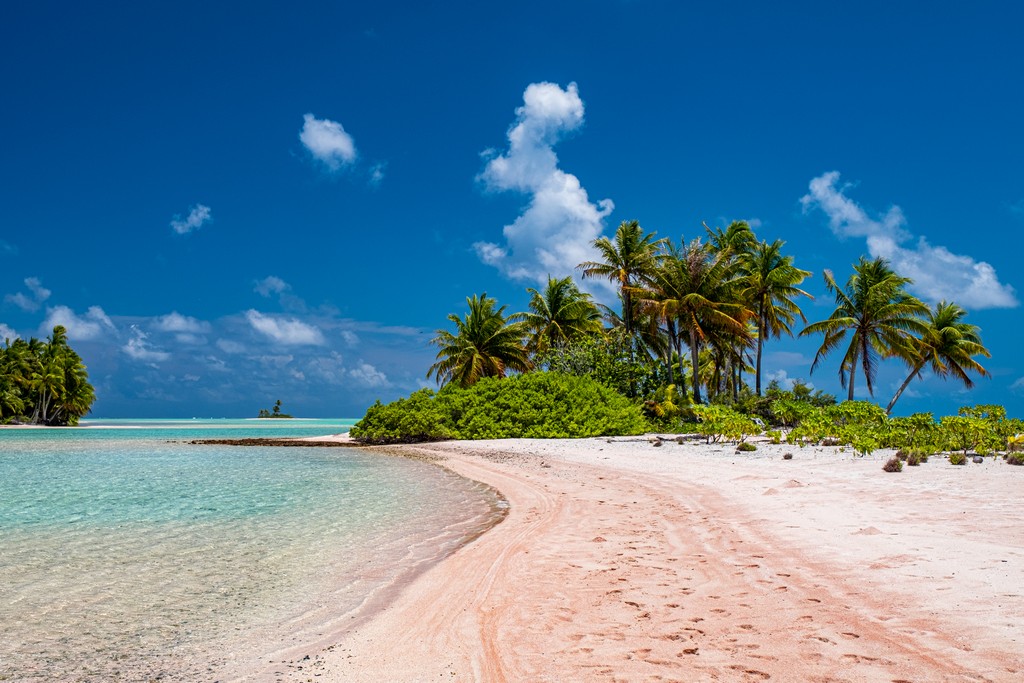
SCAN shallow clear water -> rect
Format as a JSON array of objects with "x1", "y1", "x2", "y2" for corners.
[{"x1": 0, "y1": 420, "x2": 502, "y2": 681}]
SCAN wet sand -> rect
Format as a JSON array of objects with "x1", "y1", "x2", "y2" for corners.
[{"x1": 275, "y1": 437, "x2": 1024, "y2": 682}]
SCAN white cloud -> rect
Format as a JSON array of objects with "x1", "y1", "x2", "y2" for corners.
[
  {"x1": 300, "y1": 113, "x2": 357, "y2": 170},
  {"x1": 474, "y1": 81, "x2": 614, "y2": 284},
  {"x1": 0, "y1": 323, "x2": 17, "y2": 341},
  {"x1": 369, "y1": 162, "x2": 386, "y2": 186},
  {"x1": 5, "y1": 277, "x2": 51, "y2": 312},
  {"x1": 154, "y1": 311, "x2": 210, "y2": 334},
  {"x1": 124, "y1": 325, "x2": 171, "y2": 363},
  {"x1": 216, "y1": 339, "x2": 247, "y2": 354},
  {"x1": 767, "y1": 369, "x2": 813, "y2": 392},
  {"x1": 349, "y1": 361, "x2": 389, "y2": 387},
  {"x1": 41, "y1": 305, "x2": 115, "y2": 341},
  {"x1": 802, "y1": 172, "x2": 1017, "y2": 309},
  {"x1": 340, "y1": 330, "x2": 359, "y2": 347},
  {"x1": 245, "y1": 309, "x2": 325, "y2": 346},
  {"x1": 170, "y1": 204, "x2": 212, "y2": 235},
  {"x1": 254, "y1": 276, "x2": 290, "y2": 297},
  {"x1": 0, "y1": 239, "x2": 17, "y2": 255}
]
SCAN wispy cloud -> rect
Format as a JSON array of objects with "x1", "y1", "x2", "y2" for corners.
[
  {"x1": 474, "y1": 81, "x2": 613, "y2": 284},
  {"x1": 0, "y1": 323, "x2": 17, "y2": 341},
  {"x1": 245, "y1": 309, "x2": 325, "y2": 346},
  {"x1": 123, "y1": 325, "x2": 171, "y2": 363},
  {"x1": 369, "y1": 162, "x2": 386, "y2": 187},
  {"x1": 254, "y1": 276, "x2": 290, "y2": 297},
  {"x1": 0, "y1": 240, "x2": 17, "y2": 256},
  {"x1": 801, "y1": 171, "x2": 1017, "y2": 309},
  {"x1": 300, "y1": 113, "x2": 357, "y2": 170},
  {"x1": 170, "y1": 204, "x2": 212, "y2": 235},
  {"x1": 348, "y1": 361, "x2": 389, "y2": 387},
  {"x1": 4, "y1": 277, "x2": 51, "y2": 312},
  {"x1": 40, "y1": 305, "x2": 115, "y2": 340}
]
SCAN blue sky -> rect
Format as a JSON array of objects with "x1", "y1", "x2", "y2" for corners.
[{"x1": 2, "y1": 1, "x2": 1022, "y2": 418}]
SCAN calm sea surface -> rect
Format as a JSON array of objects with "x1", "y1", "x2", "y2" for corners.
[{"x1": 0, "y1": 419, "x2": 503, "y2": 681}]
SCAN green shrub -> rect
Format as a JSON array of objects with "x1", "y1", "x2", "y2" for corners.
[
  {"x1": 736, "y1": 442, "x2": 757, "y2": 452},
  {"x1": 906, "y1": 452, "x2": 921, "y2": 466},
  {"x1": 351, "y1": 372, "x2": 647, "y2": 444},
  {"x1": 949, "y1": 452, "x2": 967, "y2": 466},
  {"x1": 1006, "y1": 453, "x2": 1024, "y2": 466},
  {"x1": 766, "y1": 429, "x2": 782, "y2": 444},
  {"x1": 691, "y1": 404, "x2": 760, "y2": 444}
]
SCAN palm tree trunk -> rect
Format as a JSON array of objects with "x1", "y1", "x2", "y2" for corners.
[
  {"x1": 755, "y1": 321, "x2": 765, "y2": 396},
  {"x1": 886, "y1": 364, "x2": 923, "y2": 415},
  {"x1": 689, "y1": 328, "x2": 702, "y2": 404}
]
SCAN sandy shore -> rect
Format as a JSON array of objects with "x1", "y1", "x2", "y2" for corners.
[{"x1": 273, "y1": 436, "x2": 1023, "y2": 682}]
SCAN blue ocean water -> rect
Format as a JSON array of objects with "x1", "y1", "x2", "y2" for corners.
[{"x1": 0, "y1": 420, "x2": 502, "y2": 681}]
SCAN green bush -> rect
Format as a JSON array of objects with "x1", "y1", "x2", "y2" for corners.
[
  {"x1": 691, "y1": 404, "x2": 760, "y2": 444},
  {"x1": 948, "y1": 452, "x2": 967, "y2": 466},
  {"x1": 351, "y1": 372, "x2": 647, "y2": 444},
  {"x1": 736, "y1": 442, "x2": 757, "y2": 452}
]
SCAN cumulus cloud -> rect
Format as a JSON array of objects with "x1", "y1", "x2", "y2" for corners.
[
  {"x1": 801, "y1": 172, "x2": 1017, "y2": 309},
  {"x1": 348, "y1": 361, "x2": 389, "y2": 387},
  {"x1": 0, "y1": 323, "x2": 17, "y2": 341},
  {"x1": 41, "y1": 305, "x2": 115, "y2": 340},
  {"x1": 474, "y1": 81, "x2": 614, "y2": 283},
  {"x1": 154, "y1": 312, "x2": 210, "y2": 334},
  {"x1": 170, "y1": 204, "x2": 212, "y2": 234},
  {"x1": 300, "y1": 113, "x2": 357, "y2": 170},
  {"x1": 5, "y1": 277, "x2": 51, "y2": 312},
  {"x1": 245, "y1": 309, "x2": 325, "y2": 346},
  {"x1": 124, "y1": 325, "x2": 171, "y2": 363}
]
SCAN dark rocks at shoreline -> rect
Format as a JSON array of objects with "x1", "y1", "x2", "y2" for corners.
[{"x1": 190, "y1": 438, "x2": 358, "y2": 447}]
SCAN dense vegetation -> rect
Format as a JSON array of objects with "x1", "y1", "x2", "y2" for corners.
[
  {"x1": 353, "y1": 219, "x2": 1002, "y2": 447},
  {"x1": 0, "y1": 326, "x2": 96, "y2": 426},
  {"x1": 351, "y1": 372, "x2": 646, "y2": 443}
]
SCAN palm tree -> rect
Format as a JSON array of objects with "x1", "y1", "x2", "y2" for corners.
[
  {"x1": 578, "y1": 220, "x2": 663, "y2": 334},
  {"x1": 740, "y1": 239, "x2": 813, "y2": 395},
  {"x1": 800, "y1": 257, "x2": 928, "y2": 402},
  {"x1": 637, "y1": 238, "x2": 751, "y2": 404},
  {"x1": 704, "y1": 219, "x2": 757, "y2": 258},
  {"x1": 427, "y1": 293, "x2": 531, "y2": 388},
  {"x1": 517, "y1": 276, "x2": 602, "y2": 355},
  {"x1": 886, "y1": 301, "x2": 991, "y2": 415}
]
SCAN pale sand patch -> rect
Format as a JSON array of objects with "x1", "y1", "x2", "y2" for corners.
[{"x1": 268, "y1": 437, "x2": 1024, "y2": 682}]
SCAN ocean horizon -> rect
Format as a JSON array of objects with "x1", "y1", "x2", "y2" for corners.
[{"x1": 0, "y1": 419, "x2": 503, "y2": 681}]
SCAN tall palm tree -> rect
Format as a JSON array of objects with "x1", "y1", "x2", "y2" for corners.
[
  {"x1": 578, "y1": 220, "x2": 663, "y2": 335},
  {"x1": 740, "y1": 239, "x2": 813, "y2": 395},
  {"x1": 637, "y1": 238, "x2": 751, "y2": 404},
  {"x1": 516, "y1": 276, "x2": 603, "y2": 355},
  {"x1": 800, "y1": 257, "x2": 928, "y2": 402},
  {"x1": 704, "y1": 219, "x2": 757, "y2": 259},
  {"x1": 886, "y1": 301, "x2": 990, "y2": 414},
  {"x1": 427, "y1": 293, "x2": 531, "y2": 388}
]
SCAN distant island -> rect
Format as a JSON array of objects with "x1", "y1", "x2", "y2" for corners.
[{"x1": 257, "y1": 400, "x2": 293, "y2": 419}]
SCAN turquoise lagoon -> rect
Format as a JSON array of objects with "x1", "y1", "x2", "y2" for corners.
[{"x1": 0, "y1": 419, "x2": 503, "y2": 681}]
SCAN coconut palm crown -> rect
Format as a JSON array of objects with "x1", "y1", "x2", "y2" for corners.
[
  {"x1": 800, "y1": 257, "x2": 928, "y2": 401},
  {"x1": 516, "y1": 276, "x2": 602, "y2": 355},
  {"x1": 427, "y1": 293, "x2": 531, "y2": 388},
  {"x1": 886, "y1": 300, "x2": 991, "y2": 414}
]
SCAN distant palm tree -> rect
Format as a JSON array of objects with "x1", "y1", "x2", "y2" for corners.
[
  {"x1": 517, "y1": 276, "x2": 602, "y2": 355},
  {"x1": 704, "y1": 219, "x2": 757, "y2": 258},
  {"x1": 427, "y1": 293, "x2": 531, "y2": 388},
  {"x1": 886, "y1": 301, "x2": 991, "y2": 414},
  {"x1": 739, "y1": 239, "x2": 813, "y2": 395},
  {"x1": 801, "y1": 257, "x2": 927, "y2": 402},
  {"x1": 578, "y1": 219, "x2": 663, "y2": 334}
]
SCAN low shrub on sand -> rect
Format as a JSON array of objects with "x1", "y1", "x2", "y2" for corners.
[
  {"x1": 883, "y1": 456, "x2": 903, "y2": 472},
  {"x1": 948, "y1": 452, "x2": 967, "y2": 466}
]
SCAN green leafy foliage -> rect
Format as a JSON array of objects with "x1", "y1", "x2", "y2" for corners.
[
  {"x1": 0, "y1": 326, "x2": 95, "y2": 426},
  {"x1": 690, "y1": 405, "x2": 759, "y2": 444},
  {"x1": 537, "y1": 330, "x2": 663, "y2": 399},
  {"x1": 351, "y1": 373, "x2": 647, "y2": 444}
]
